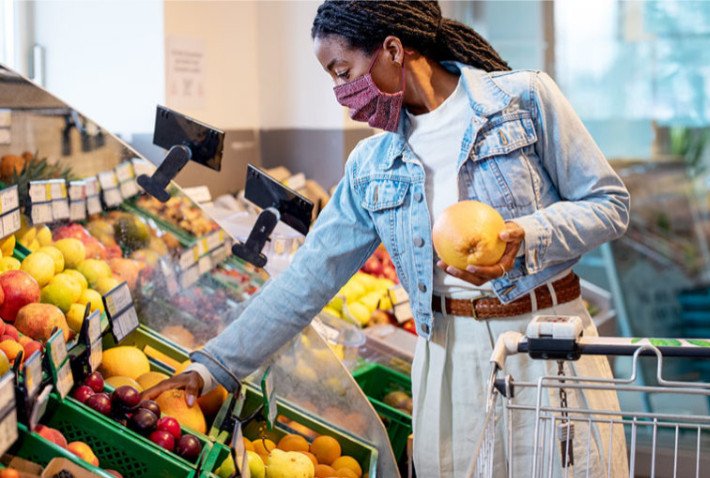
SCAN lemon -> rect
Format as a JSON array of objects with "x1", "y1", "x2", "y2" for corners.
[
  {"x1": 66, "y1": 303, "x2": 87, "y2": 333},
  {"x1": 77, "y1": 259, "x2": 112, "y2": 288},
  {"x1": 0, "y1": 257, "x2": 21, "y2": 272},
  {"x1": 38, "y1": 246, "x2": 65, "y2": 274},
  {"x1": 20, "y1": 251, "x2": 55, "y2": 287},
  {"x1": 78, "y1": 288, "x2": 105, "y2": 314},
  {"x1": 63, "y1": 269, "x2": 88, "y2": 291},
  {"x1": 36, "y1": 226, "x2": 53, "y2": 246},
  {"x1": 54, "y1": 238, "x2": 86, "y2": 269}
]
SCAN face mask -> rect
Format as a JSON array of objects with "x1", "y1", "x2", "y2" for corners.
[{"x1": 333, "y1": 49, "x2": 405, "y2": 132}]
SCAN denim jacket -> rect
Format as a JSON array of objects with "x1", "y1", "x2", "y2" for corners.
[{"x1": 192, "y1": 63, "x2": 630, "y2": 388}]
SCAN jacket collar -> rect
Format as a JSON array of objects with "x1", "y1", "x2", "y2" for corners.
[{"x1": 380, "y1": 62, "x2": 512, "y2": 170}]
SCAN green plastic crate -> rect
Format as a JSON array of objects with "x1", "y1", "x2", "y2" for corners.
[
  {"x1": 352, "y1": 362, "x2": 412, "y2": 463},
  {"x1": 200, "y1": 442, "x2": 232, "y2": 478},
  {"x1": 11, "y1": 423, "x2": 116, "y2": 478},
  {"x1": 210, "y1": 385, "x2": 379, "y2": 477}
]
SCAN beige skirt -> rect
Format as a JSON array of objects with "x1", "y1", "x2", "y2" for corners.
[{"x1": 411, "y1": 296, "x2": 629, "y2": 478}]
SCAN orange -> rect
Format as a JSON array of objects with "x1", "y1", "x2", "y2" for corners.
[
  {"x1": 0, "y1": 340, "x2": 23, "y2": 362},
  {"x1": 335, "y1": 469, "x2": 358, "y2": 478},
  {"x1": 432, "y1": 200, "x2": 506, "y2": 269},
  {"x1": 0, "y1": 468, "x2": 20, "y2": 478},
  {"x1": 300, "y1": 451, "x2": 318, "y2": 467},
  {"x1": 243, "y1": 437, "x2": 255, "y2": 452},
  {"x1": 310, "y1": 435, "x2": 341, "y2": 466},
  {"x1": 278, "y1": 434, "x2": 310, "y2": 452},
  {"x1": 314, "y1": 464, "x2": 337, "y2": 477},
  {"x1": 331, "y1": 456, "x2": 362, "y2": 477},
  {"x1": 252, "y1": 437, "x2": 276, "y2": 456}
]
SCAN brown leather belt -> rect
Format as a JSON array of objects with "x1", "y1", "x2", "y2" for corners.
[{"x1": 432, "y1": 272, "x2": 581, "y2": 320}]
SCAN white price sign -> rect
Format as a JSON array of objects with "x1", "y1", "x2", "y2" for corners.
[
  {"x1": 1, "y1": 209, "x2": 20, "y2": 238},
  {"x1": 69, "y1": 180, "x2": 86, "y2": 201},
  {"x1": 198, "y1": 254, "x2": 212, "y2": 275},
  {"x1": 103, "y1": 188, "x2": 122, "y2": 207},
  {"x1": 89, "y1": 338, "x2": 103, "y2": 372},
  {"x1": 55, "y1": 361, "x2": 74, "y2": 399},
  {"x1": 0, "y1": 373, "x2": 15, "y2": 415},
  {"x1": 86, "y1": 310, "x2": 102, "y2": 344},
  {"x1": 132, "y1": 158, "x2": 156, "y2": 177},
  {"x1": 49, "y1": 179, "x2": 67, "y2": 200},
  {"x1": 24, "y1": 351, "x2": 43, "y2": 398},
  {"x1": 110, "y1": 307, "x2": 139, "y2": 343},
  {"x1": 70, "y1": 200, "x2": 87, "y2": 221},
  {"x1": 102, "y1": 282, "x2": 133, "y2": 318},
  {"x1": 115, "y1": 162, "x2": 135, "y2": 183},
  {"x1": 29, "y1": 181, "x2": 51, "y2": 203},
  {"x1": 84, "y1": 177, "x2": 100, "y2": 196},
  {"x1": 119, "y1": 179, "x2": 139, "y2": 199},
  {"x1": 48, "y1": 329, "x2": 68, "y2": 369},
  {"x1": 179, "y1": 248, "x2": 198, "y2": 271},
  {"x1": 97, "y1": 171, "x2": 118, "y2": 190},
  {"x1": 0, "y1": 407, "x2": 18, "y2": 457},
  {"x1": 0, "y1": 185, "x2": 19, "y2": 213},
  {"x1": 31, "y1": 202, "x2": 53, "y2": 225},
  {"x1": 206, "y1": 230, "x2": 225, "y2": 251},
  {"x1": 52, "y1": 199, "x2": 70, "y2": 220},
  {"x1": 87, "y1": 196, "x2": 102, "y2": 215}
]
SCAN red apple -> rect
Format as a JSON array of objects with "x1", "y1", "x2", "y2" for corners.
[
  {"x1": 176, "y1": 435, "x2": 202, "y2": 461},
  {"x1": 86, "y1": 392, "x2": 112, "y2": 416},
  {"x1": 72, "y1": 385, "x2": 95, "y2": 404},
  {"x1": 0, "y1": 270, "x2": 41, "y2": 323},
  {"x1": 156, "y1": 416, "x2": 181, "y2": 440},
  {"x1": 0, "y1": 321, "x2": 5, "y2": 336},
  {"x1": 36, "y1": 424, "x2": 68, "y2": 448},
  {"x1": 149, "y1": 430, "x2": 175, "y2": 452},
  {"x1": 3, "y1": 324, "x2": 18, "y2": 341},
  {"x1": 84, "y1": 371, "x2": 104, "y2": 393},
  {"x1": 15, "y1": 303, "x2": 71, "y2": 342},
  {"x1": 23, "y1": 340, "x2": 43, "y2": 359}
]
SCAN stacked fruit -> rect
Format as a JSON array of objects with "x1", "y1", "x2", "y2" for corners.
[
  {"x1": 136, "y1": 195, "x2": 219, "y2": 237},
  {"x1": 359, "y1": 245, "x2": 398, "y2": 283},
  {"x1": 323, "y1": 272, "x2": 396, "y2": 328},
  {"x1": 71, "y1": 371, "x2": 203, "y2": 462},
  {"x1": 216, "y1": 433, "x2": 365, "y2": 478},
  {"x1": 0, "y1": 318, "x2": 43, "y2": 371}
]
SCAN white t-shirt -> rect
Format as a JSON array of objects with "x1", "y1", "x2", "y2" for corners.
[{"x1": 406, "y1": 77, "x2": 492, "y2": 298}]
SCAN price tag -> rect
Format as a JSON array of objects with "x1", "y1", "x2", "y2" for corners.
[
  {"x1": 70, "y1": 200, "x2": 87, "y2": 221},
  {"x1": 179, "y1": 249, "x2": 197, "y2": 271},
  {"x1": 231, "y1": 424, "x2": 250, "y2": 478},
  {"x1": 69, "y1": 180, "x2": 86, "y2": 201},
  {"x1": 55, "y1": 360, "x2": 74, "y2": 399},
  {"x1": 97, "y1": 171, "x2": 118, "y2": 190},
  {"x1": 85, "y1": 309, "x2": 102, "y2": 344},
  {"x1": 102, "y1": 282, "x2": 139, "y2": 343},
  {"x1": 119, "y1": 179, "x2": 139, "y2": 198},
  {"x1": 206, "y1": 230, "x2": 224, "y2": 251},
  {"x1": 2, "y1": 209, "x2": 20, "y2": 237},
  {"x1": 0, "y1": 372, "x2": 15, "y2": 416},
  {"x1": 47, "y1": 329, "x2": 68, "y2": 370},
  {"x1": 388, "y1": 285, "x2": 409, "y2": 305},
  {"x1": 159, "y1": 259, "x2": 179, "y2": 296},
  {"x1": 115, "y1": 162, "x2": 135, "y2": 183},
  {"x1": 132, "y1": 158, "x2": 156, "y2": 177},
  {"x1": 29, "y1": 385, "x2": 51, "y2": 430},
  {"x1": 198, "y1": 238, "x2": 209, "y2": 257},
  {"x1": 103, "y1": 188, "x2": 122, "y2": 207},
  {"x1": 24, "y1": 350, "x2": 42, "y2": 399},
  {"x1": 29, "y1": 180, "x2": 51, "y2": 203},
  {"x1": 0, "y1": 185, "x2": 19, "y2": 213},
  {"x1": 84, "y1": 177, "x2": 100, "y2": 197},
  {"x1": 260, "y1": 367, "x2": 277, "y2": 430},
  {"x1": 0, "y1": 407, "x2": 18, "y2": 457},
  {"x1": 389, "y1": 285, "x2": 414, "y2": 324},
  {"x1": 31, "y1": 202, "x2": 53, "y2": 225},
  {"x1": 180, "y1": 265, "x2": 199, "y2": 289},
  {"x1": 87, "y1": 195, "x2": 102, "y2": 215},
  {"x1": 52, "y1": 199, "x2": 70, "y2": 220},
  {"x1": 88, "y1": 338, "x2": 103, "y2": 373},
  {"x1": 198, "y1": 254, "x2": 212, "y2": 275},
  {"x1": 49, "y1": 179, "x2": 67, "y2": 200}
]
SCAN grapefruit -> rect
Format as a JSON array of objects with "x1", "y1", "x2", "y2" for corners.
[
  {"x1": 432, "y1": 200, "x2": 507, "y2": 269},
  {"x1": 155, "y1": 389, "x2": 207, "y2": 434},
  {"x1": 100, "y1": 346, "x2": 150, "y2": 379}
]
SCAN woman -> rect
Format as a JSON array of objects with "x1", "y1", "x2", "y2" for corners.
[{"x1": 145, "y1": 1, "x2": 629, "y2": 476}]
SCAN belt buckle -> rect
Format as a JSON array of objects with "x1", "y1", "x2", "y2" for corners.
[{"x1": 470, "y1": 292, "x2": 494, "y2": 320}]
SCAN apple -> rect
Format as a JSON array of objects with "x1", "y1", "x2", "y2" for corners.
[
  {"x1": 176, "y1": 435, "x2": 202, "y2": 461},
  {"x1": 15, "y1": 303, "x2": 71, "y2": 342},
  {"x1": 23, "y1": 340, "x2": 42, "y2": 359},
  {"x1": 0, "y1": 270, "x2": 41, "y2": 323},
  {"x1": 149, "y1": 430, "x2": 175, "y2": 452},
  {"x1": 86, "y1": 392, "x2": 112, "y2": 416},
  {"x1": 72, "y1": 385, "x2": 95, "y2": 404},
  {"x1": 156, "y1": 416, "x2": 181, "y2": 440},
  {"x1": 36, "y1": 424, "x2": 68, "y2": 448},
  {"x1": 3, "y1": 324, "x2": 18, "y2": 341},
  {"x1": 0, "y1": 321, "x2": 5, "y2": 336},
  {"x1": 84, "y1": 371, "x2": 104, "y2": 393}
]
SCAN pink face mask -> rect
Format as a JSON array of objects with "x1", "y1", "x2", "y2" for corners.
[{"x1": 333, "y1": 49, "x2": 405, "y2": 132}]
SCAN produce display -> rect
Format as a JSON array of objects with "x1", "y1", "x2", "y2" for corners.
[{"x1": 135, "y1": 195, "x2": 219, "y2": 238}]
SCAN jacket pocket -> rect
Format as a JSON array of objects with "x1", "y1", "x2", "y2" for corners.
[
  {"x1": 359, "y1": 178, "x2": 410, "y2": 211},
  {"x1": 470, "y1": 112, "x2": 539, "y2": 211}
]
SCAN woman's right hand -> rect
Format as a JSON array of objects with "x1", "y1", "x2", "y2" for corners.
[{"x1": 141, "y1": 371, "x2": 204, "y2": 407}]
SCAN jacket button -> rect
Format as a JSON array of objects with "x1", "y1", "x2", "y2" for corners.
[
  {"x1": 413, "y1": 236, "x2": 424, "y2": 247},
  {"x1": 418, "y1": 282, "x2": 427, "y2": 292},
  {"x1": 413, "y1": 191, "x2": 423, "y2": 202},
  {"x1": 421, "y1": 323, "x2": 430, "y2": 334}
]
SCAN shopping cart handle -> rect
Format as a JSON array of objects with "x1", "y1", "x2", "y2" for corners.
[{"x1": 490, "y1": 331, "x2": 524, "y2": 369}]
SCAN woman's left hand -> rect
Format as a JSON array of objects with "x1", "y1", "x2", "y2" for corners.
[{"x1": 436, "y1": 221, "x2": 525, "y2": 286}]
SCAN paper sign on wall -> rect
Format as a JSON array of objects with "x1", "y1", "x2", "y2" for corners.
[{"x1": 166, "y1": 36, "x2": 206, "y2": 110}]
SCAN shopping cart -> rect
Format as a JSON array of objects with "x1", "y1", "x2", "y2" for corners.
[{"x1": 468, "y1": 315, "x2": 710, "y2": 478}]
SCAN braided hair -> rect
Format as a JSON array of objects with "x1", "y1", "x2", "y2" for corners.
[{"x1": 311, "y1": 0, "x2": 510, "y2": 72}]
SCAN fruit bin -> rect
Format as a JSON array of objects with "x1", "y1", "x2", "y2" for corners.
[
  {"x1": 210, "y1": 385, "x2": 379, "y2": 477},
  {"x1": 103, "y1": 324, "x2": 191, "y2": 373},
  {"x1": 10, "y1": 423, "x2": 117, "y2": 478},
  {"x1": 40, "y1": 393, "x2": 215, "y2": 478},
  {"x1": 351, "y1": 362, "x2": 413, "y2": 463}
]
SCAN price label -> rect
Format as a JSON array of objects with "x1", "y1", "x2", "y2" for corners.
[
  {"x1": 24, "y1": 351, "x2": 42, "y2": 399},
  {"x1": 29, "y1": 385, "x2": 51, "y2": 430},
  {"x1": 2, "y1": 209, "x2": 20, "y2": 237},
  {"x1": 87, "y1": 195, "x2": 102, "y2": 215},
  {"x1": 47, "y1": 329, "x2": 68, "y2": 370},
  {"x1": 198, "y1": 238, "x2": 209, "y2": 257},
  {"x1": 29, "y1": 180, "x2": 51, "y2": 203},
  {"x1": 97, "y1": 171, "x2": 119, "y2": 190},
  {"x1": 88, "y1": 338, "x2": 103, "y2": 372},
  {"x1": 49, "y1": 179, "x2": 67, "y2": 199},
  {"x1": 180, "y1": 265, "x2": 199, "y2": 289},
  {"x1": 55, "y1": 360, "x2": 74, "y2": 398},
  {"x1": 388, "y1": 285, "x2": 409, "y2": 305},
  {"x1": 0, "y1": 185, "x2": 19, "y2": 213},
  {"x1": 119, "y1": 179, "x2": 139, "y2": 199},
  {"x1": 86, "y1": 310, "x2": 102, "y2": 344},
  {"x1": 103, "y1": 188, "x2": 122, "y2": 207},
  {"x1": 0, "y1": 372, "x2": 15, "y2": 416},
  {"x1": 52, "y1": 199, "x2": 70, "y2": 220},
  {"x1": 68, "y1": 180, "x2": 86, "y2": 201},
  {"x1": 261, "y1": 367, "x2": 277, "y2": 430},
  {"x1": 206, "y1": 230, "x2": 225, "y2": 251},
  {"x1": 0, "y1": 407, "x2": 18, "y2": 457},
  {"x1": 84, "y1": 177, "x2": 100, "y2": 197},
  {"x1": 111, "y1": 307, "x2": 139, "y2": 344},
  {"x1": 198, "y1": 254, "x2": 212, "y2": 275},
  {"x1": 102, "y1": 282, "x2": 139, "y2": 343},
  {"x1": 70, "y1": 200, "x2": 87, "y2": 221},
  {"x1": 31, "y1": 202, "x2": 53, "y2": 225},
  {"x1": 179, "y1": 249, "x2": 197, "y2": 271},
  {"x1": 115, "y1": 162, "x2": 135, "y2": 183}
]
